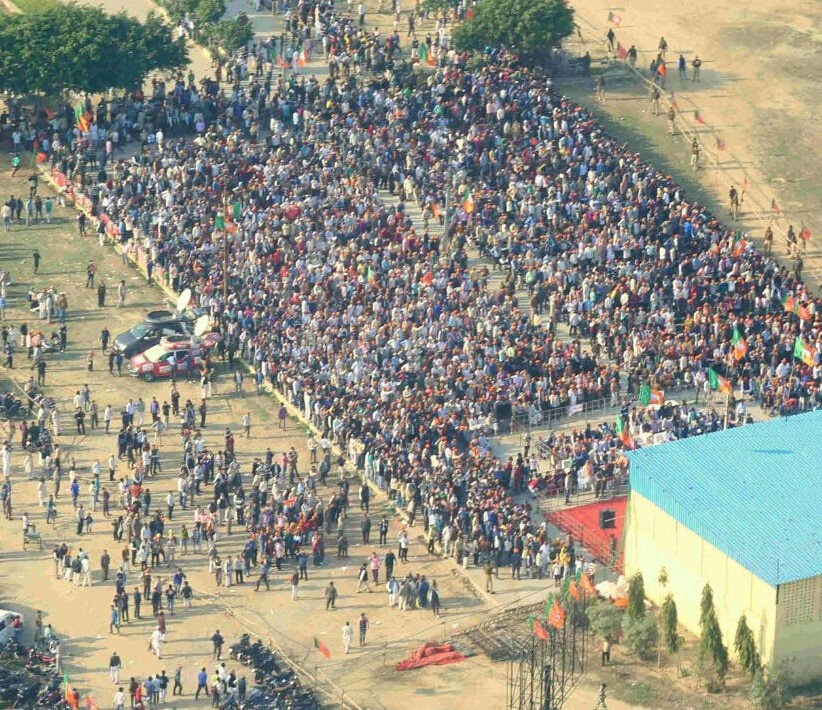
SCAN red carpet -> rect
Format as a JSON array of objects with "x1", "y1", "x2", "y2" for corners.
[{"x1": 545, "y1": 497, "x2": 627, "y2": 574}]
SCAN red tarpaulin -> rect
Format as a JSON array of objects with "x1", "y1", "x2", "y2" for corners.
[{"x1": 395, "y1": 643, "x2": 466, "y2": 671}]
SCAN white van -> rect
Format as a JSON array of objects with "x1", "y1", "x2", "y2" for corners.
[{"x1": 0, "y1": 610, "x2": 24, "y2": 646}]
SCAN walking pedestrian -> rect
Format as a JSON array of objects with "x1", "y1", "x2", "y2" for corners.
[
  {"x1": 342, "y1": 621, "x2": 352, "y2": 654},
  {"x1": 358, "y1": 612, "x2": 369, "y2": 646},
  {"x1": 211, "y1": 629, "x2": 224, "y2": 660},
  {"x1": 109, "y1": 651, "x2": 122, "y2": 683},
  {"x1": 325, "y1": 581, "x2": 338, "y2": 610},
  {"x1": 594, "y1": 683, "x2": 608, "y2": 709}
]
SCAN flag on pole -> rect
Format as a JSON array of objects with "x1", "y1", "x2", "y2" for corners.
[
  {"x1": 214, "y1": 213, "x2": 225, "y2": 230},
  {"x1": 707, "y1": 368, "x2": 732, "y2": 394},
  {"x1": 716, "y1": 137, "x2": 725, "y2": 151},
  {"x1": 548, "y1": 597, "x2": 566, "y2": 630},
  {"x1": 580, "y1": 570, "x2": 595, "y2": 596},
  {"x1": 607, "y1": 10, "x2": 622, "y2": 26},
  {"x1": 531, "y1": 617, "x2": 549, "y2": 640},
  {"x1": 731, "y1": 327, "x2": 748, "y2": 361},
  {"x1": 694, "y1": 111, "x2": 706, "y2": 125},
  {"x1": 568, "y1": 579, "x2": 581, "y2": 601},
  {"x1": 418, "y1": 44, "x2": 428, "y2": 61},
  {"x1": 801, "y1": 223, "x2": 811, "y2": 240},
  {"x1": 276, "y1": 56, "x2": 290, "y2": 68},
  {"x1": 638, "y1": 384, "x2": 664, "y2": 406},
  {"x1": 463, "y1": 189, "x2": 475, "y2": 214},
  {"x1": 426, "y1": 51, "x2": 436, "y2": 66},
  {"x1": 86, "y1": 696, "x2": 100, "y2": 710},
  {"x1": 616, "y1": 43, "x2": 627, "y2": 60},
  {"x1": 615, "y1": 415, "x2": 634, "y2": 450},
  {"x1": 794, "y1": 337, "x2": 817, "y2": 366},
  {"x1": 313, "y1": 637, "x2": 331, "y2": 659},
  {"x1": 657, "y1": 62, "x2": 667, "y2": 77},
  {"x1": 669, "y1": 92, "x2": 678, "y2": 110},
  {"x1": 782, "y1": 293, "x2": 796, "y2": 314},
  {"x1": 297, "y1": 49, "x2": 308, "y2": 66},
  {"x1": 771, "y1": 198, "x2": 780, "y2": 214}
]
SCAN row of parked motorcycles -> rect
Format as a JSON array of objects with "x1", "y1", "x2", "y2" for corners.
[
  {"x1": 0, "y1": 639, "x2": 69, "y2": 709},
  {"x1": 227, "y1": 635, "x2": 321, "y2": 709}
]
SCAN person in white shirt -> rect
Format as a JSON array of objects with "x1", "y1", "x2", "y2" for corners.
[
  {"x1": 342, "y1": 622, "x2": 353, "y2": 653},
  {"x1": 113, "y1": 688, "x2": 125, "y2": 710}
]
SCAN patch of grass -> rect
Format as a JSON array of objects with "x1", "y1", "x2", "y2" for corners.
[
  {"x1": 618, "y1": 681, "x2": 656, "y2": 706},
  {"x1": 9, "y1": 0, "x2": 60, "y2": 12}
]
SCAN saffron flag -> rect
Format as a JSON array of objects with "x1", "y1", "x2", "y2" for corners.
[
  {"x1": 657, "y1": 62, "x2": 667, "y2": 77},
  {"x1": 616, "y1": 43, "x2": 627, "y2": 60},
  {"x1": 430, "y1": 202, "x2": 440, "y2": 218},
  {"x1": 426, "y1": 52, "x2": 436, "y2": 66},
  {"x1": 731, "y1": 327, "x2": 747, "y2": 361},
  {"x1": 86, "y1": 696, "x2": 100, "y2": 710},
  {"x1": 532, "y1": 617, "x2": 549, "y2": 640},
  {"x1": 615, "y1": 415, "x2": 634, "y2": 450},
  {"x1": 421, "y1": 271, "x2": 434, "y2": 285},
  {"x1": 297, "y1": 49, "x2": 308, "y2": 66},
  {"x1": 463, "y1": 189, "x2": 475, "y2": 214},
  {"x1": 694, "y1": 111, "x2": 706, "y2": 125},
  {"x1": 580, "y1": 570, "x2": 595, "y2": 596},
  {"x1": 276, "y1": 56, "x2": 290, "y2": 68},
  {"x1": 638, "y1": 384, "x2": 664, "y2": 406},
  {"x1": 568, "y1": 579, "x2": 581, "y2": 601},
  {"x1": 742, "y1": 176, "x2": 748, "y2": 191},
  {"x1": 771, "y1": 198, "x2": 780, "y2": 214},
  {"x1": 782, "y1": 293, "x2": 796, "y2": 314},
  {"x1": 314, "y1": 636, "x2": 331, "y2": 659},
  {"x1": 669, "y1": 92, "x2": 678, "y2": 110},
  {"x1": 707, "y1": 368, "x2": 731, "y2": 394},
  {"x1": 794, "y1": 337, "x2": 816, "y2": 366},
  {"x1": 548, "y1": 597, "x2": 566, "y2": 630},
  {"x1": 607, "y1": 10, "x2": 622, "y2": 26},
  {"x1": 798, "y1": 304, "x2": 812, "y2": 321},
  {"x1": 716, "y1": 137, "x2": 725, "y2": 151}
]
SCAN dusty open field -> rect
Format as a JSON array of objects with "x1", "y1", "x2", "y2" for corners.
[{"x1": 566, "y1": 0, "x2": 822, "y2": 288}]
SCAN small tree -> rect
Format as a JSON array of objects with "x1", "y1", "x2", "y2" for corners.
[
  {"x1": 734, "y1": 615, "x2": 760, "y2": 679},
  {"x1": 627, "y1": 572, "x2": 646, "y2": 621},
  {"x1": 659, "y1": 594, "x2": 683, "y2": 655},
  {"x1": 586, "y1": 602, "x2": 623, "y2": 643},
  {"x1": 698, "y1": 584, "x2": 729, "y2": 692},
  {"x1": 750, "y1": 663, "x2": 790, "y2": 710},
  {"x1": 623, "y1": 613, "x2": 659, "y2": 661},
  {"x1": 451, "y1": 0, "x2": 575, "y2": 64}
]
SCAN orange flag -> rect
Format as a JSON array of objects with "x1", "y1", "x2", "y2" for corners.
[
  {"x1": 580, "y1": 570, "x2": 595, "y2": 596},
  {"x1": 548, "y1": 597, "x2": 566, "y2": 630},
  {"x1": 533, "y1": 618, "x2": 549, "y2": 640},
  {"x1": 568, "y1": 579, "x2": 580, "y2": 601}
]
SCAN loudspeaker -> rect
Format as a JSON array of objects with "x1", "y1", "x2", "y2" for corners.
[{"x1": 599, "y1": 509, "x2": 616, "y2": 529}]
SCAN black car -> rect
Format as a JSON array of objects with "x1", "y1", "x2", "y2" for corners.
[{"x1": 113, "y1": 312, "x2": 193, "y2": 358}]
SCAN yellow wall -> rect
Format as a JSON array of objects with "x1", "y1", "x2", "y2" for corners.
[
  {"x1": 624, "y1": 493, "x2": 822, "y2": 683},
  {"x1": 624, "y1": 492, "x2": 776, "y2": 667}
]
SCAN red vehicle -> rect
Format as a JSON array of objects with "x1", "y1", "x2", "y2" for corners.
[{"x1": 128, "y1": 336, "x2": 204, "y2": 382}]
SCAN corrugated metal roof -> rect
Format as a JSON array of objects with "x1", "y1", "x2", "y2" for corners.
[{"x1": 628, "y1": 410, "x2": 822, "y2": 586}]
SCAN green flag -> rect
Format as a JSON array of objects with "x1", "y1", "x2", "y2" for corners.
[
  {"x1": 215, "y1": 213, "x2": 225, "y2": 229},
  {"x1": 232, "y1": 201, "x2": 241, "y2": 221},
  {"x1": 794, "y1": 336, "x2": 804, "y2": 360},
  {"x1": 707, "y1": 368, "x2": 731, "y2": 393},
  {"x1": 419, "y1": 44, "x2": 428, "y2": 61},
  {"x1": 638, "y1": 383, "x2": 651, "y2": 405}
]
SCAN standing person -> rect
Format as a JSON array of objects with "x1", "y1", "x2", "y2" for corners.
[
  {"x1": 667, "y1": 105, "x2": 676, "y2": 135},
  {"x1": 277, "y1": 403, "x2": 287, "y2": 429},
  {"x1": 149, "y1": 627, "x2": 163, "y2": 659},
  {"x1": 33, "y1": 249, "x2": 41, "y2": 275},
  {"x1": 113, "y1": 687, "x2": 125, "y2": 710},
  {"x1": 358, "y1": 612, "x2": 369, "y2": 647},
  {"x1": 211, "y1": 629, "x2": 224, "y2": 660},
  {"x1": 172, "y1": 664, "x2": 183, "y2": 696},
  {"x1": 325, "y1": 581, "x2": 338, "y2": 610},
  {"x1": 117, "y1": 280, "x2": 127, "y2": 308},
  {"x1": 690, "y1": 138, "x2": 701, "y2": 171},
  {"x1": 242, "y1": 411, "x2": 252, "y2": 438},
  {"x1": 691, "y1": 55, "x2": 702, "y2": 81},
  {"x1": 290, "y1": 568, "x2": 299, "y2": 600},
  {"x1": 194, "y1": 668, "x2": 209, "y2": 700},
  {"x1": 678, "y1": 53, "x2": 687, "y2": 79},
  {"x1": 342, "y1": 621, "x2": 353, "y2": 654},
  {"x1": 430, "y1": 580, "x2": 441, "y2": 616},
  {"x1": 601, "y1": 638, "x2": 611, "y2": 666},
  {"x1": 356, "y1": 563, "x2": 371, "y2": 593},
  {"x1": 109, "y1": 604, "x2": 121, "y2": 634},
  {"x1": 378, "y1": 516, "x2": 389, "y2": 545},
  {"x1": 595, "y1": 75, "x2": 605, "y2": 101},
  {"x1": 109, "y1": 651, "x2": 122, "y2": 683}
]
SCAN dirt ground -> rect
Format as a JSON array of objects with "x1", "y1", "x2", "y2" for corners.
[{"x1": 564, "y1": 0, "x2": 822, "y2": 289}]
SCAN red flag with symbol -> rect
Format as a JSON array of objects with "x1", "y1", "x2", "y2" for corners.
[
  {"x1": 694, "y1": 111, "x2": 706, "y2": 125},
  {"x1": 607, "y1": 10, "x2": 622, "y2": 26},
  {"x1": 801, "y1": 223, "x2": 811, "y2": 240},
  {"x1": 716, "y1": 137, "x2": 725, "y2": 151},
  {"x1": 568, "y1": 579, "x2": 581, "y2": 601},
  {"x1": 617, "y1": 43, "x2": 627, "y2": 60},
  {"x1": 533, "y1": 617, "x2": 549, "y2": 640},
  {"x1": 580, "y1": 570, "x2": 595, "y2": 596},
  {"x1": 771, "y1": 198, "x2": 780, "y2": 214},
  {"x1": 314, "y1": 637, "x2": 331, "y2": 659},
  {"x1": 548, "y1": 597, "x2": 566, "y2": 630}
]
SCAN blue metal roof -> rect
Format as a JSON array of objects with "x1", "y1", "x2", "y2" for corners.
[{"x1": 628, "y1": 410, "x2": 822, "y2": 586}]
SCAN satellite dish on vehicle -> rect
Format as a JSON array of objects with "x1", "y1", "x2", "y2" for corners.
[
  {"x1": 176, "y1": 289, "x2": 192, "y2": 314},
  {"x1": 194, "y1": 315, "x2": 210, "y2": 338}
]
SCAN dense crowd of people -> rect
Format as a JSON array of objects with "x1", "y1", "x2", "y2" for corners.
[{"x1": 15, "y1": 0, "x2": 819, "y2": 566}]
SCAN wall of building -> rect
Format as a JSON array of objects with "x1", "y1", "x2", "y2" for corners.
[
  {"x1": 624, "y1": 492, "x2": 778, "y2": 669},
  {"x1": 773, "y1": 577, "x2": 822, "y2": 681}
]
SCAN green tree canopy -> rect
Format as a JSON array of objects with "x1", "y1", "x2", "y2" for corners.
[
  {"x1": 451, "y1": 0, "x2": 575, "y2": 62},
  {"x1": 626, "y1": 572, "x2": 647, "y2": 621},
  {"x1": 0, "y1": 4, "x2": 188, "y2": 97}
]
